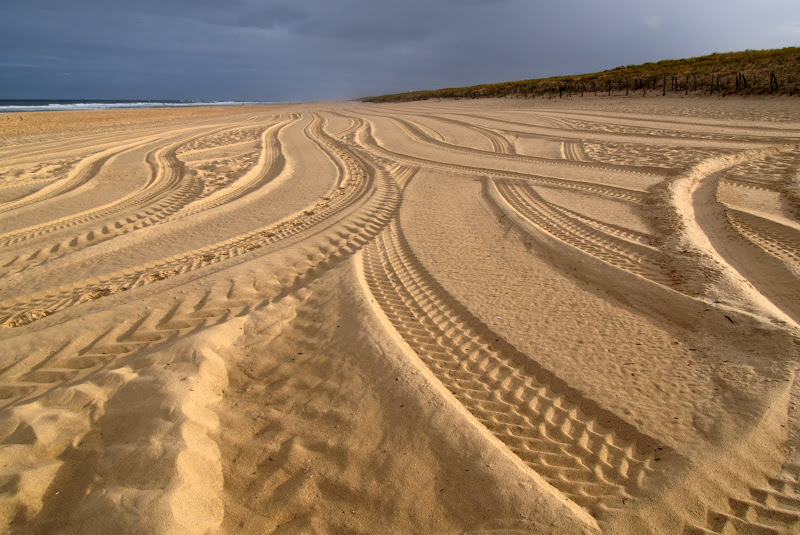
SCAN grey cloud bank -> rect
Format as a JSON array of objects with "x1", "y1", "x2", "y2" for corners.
[{"x1": 1, "y1": 0, "x2": 798, "y2": 101}]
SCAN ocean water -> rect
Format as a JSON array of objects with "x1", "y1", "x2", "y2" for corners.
[{"x1": 0, "y1": 100, "x2": 269, "y2": 113}]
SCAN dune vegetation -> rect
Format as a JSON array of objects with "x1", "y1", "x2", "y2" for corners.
[{"x1": 361, "y1": 47, "x2": 800, "y2": 102}]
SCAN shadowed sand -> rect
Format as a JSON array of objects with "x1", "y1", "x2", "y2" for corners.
[{"x1": 0, "y1": 97, "x2": 799, "y2": 534}]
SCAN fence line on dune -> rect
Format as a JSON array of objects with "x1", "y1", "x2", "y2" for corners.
[{"x1": 365, "y1": 69, "x2": 799, "y2": 103}]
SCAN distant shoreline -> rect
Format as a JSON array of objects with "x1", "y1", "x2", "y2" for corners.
[{"x1": 0, "y1": 100, "x2": 278, "y2": 113}]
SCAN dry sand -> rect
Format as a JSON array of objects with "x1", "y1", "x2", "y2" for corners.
[{"x1": 0, "y1": 96, "x2": 798, "y2": 534}]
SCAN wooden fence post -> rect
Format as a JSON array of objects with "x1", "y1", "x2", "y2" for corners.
[{"x1": 663, "y1": 75, "x2": 666, "y2": 96}]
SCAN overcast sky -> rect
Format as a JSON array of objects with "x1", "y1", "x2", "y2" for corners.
[{"x1": 1, "y1": 0, "x2": 798, "y2": 102}]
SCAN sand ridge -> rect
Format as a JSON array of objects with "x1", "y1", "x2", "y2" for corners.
[{"x1": 0, "y1": 97, "x2": 799, "y2": 534}]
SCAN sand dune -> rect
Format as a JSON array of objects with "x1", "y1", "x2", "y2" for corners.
[{"x1": 0, "y1": 97, "x2": 799, "y2": 534}]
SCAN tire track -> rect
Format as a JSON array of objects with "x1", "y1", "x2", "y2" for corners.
[
  {"x1": 0, "y1": 130, "x2": 207, "y2": 272},
  {"x1": 438, "y1": 112, "x2": 773, "y2": 149},
  {"x1": 510, "y1": 181, "x2": 653, "y2": 246},
  {"x1": 549, "y1": 114, "x2": 800, "y2": 143},
  {"x1": 0, "y1": 176, "x2": 59, "y2": 195},
  {"x1": 0, "y1": 116, "x2": 403, "y2": 409},
  {"x1": 355, "y1": 120, "x2": 649, "y2": 204},
  {"x1": 391, "y1": 164, "x2": 419, "y2": 191},
  {"x1": 0, "y1": 115, "x2": 400, "y2": 330},
  {"x1": 0, "y1": 111, "x2": 269, "y2": 160},
  {"x1": 562, "y1": 141, "x2": 587, "y2": 162},
  {"x1": 410, "y1": 113, "x2": 516, "y2": 153},
  {"x1": 0, "y1": 270, "x2": 310, "y2": 410},
  {"x1": 671, "y1": 145, "x2": 800, "y2": 327},
  {"x1": 0, "y1": 149, "x2": 124, "y2": 215},
  {"x1": 675, "y1": 383, "x2": 799, "y2": 535},
  {"x1": 0, "y1": 125, "x2": 240, "y2": 215},
  {"x1": 351, "y1": 110, "x2": 667, "y2": 177},
  {"x1": 175, "y1": 124, "x2": 267, "y2": 159},
  {"x1": 386, "y1": 115, "x2": 509, "y2": 155},
  {"x1": 326, "y1": 114, "x2": 360, "y2": 138},
  {"x1": 472, "y1": 112, "x2": 760, "y2": 143},
  {"x1": 532, "y1": 109, "x2": 800, "y2": 136},
  {"x1": 0, "y1": 120, "x2": 283, "y2": 273},
  {"x1": 583, "y1": 142, "x2": 735, "y2": 171},
  {"x1": 360, "y1": 217, "x2": 681, "y2": 515},
  {"x1": 0, "y1": 126, "x2": 182, "y2": 163},
  {"x1": 0, "y1": 157, "x2": 81, "y2": 195},
  {"x1": 163, "y1": 115, "x2": 298, "y2": 221},
  {"x1": 684, "y1": 464, "x2": 800, "y2": 534},
  {"x1": 0, "y1": 279, "x2": 312, "y2": 530},
  {"x1": 492, "y1": 180, "x2": 672, "y2": 285},
  {"x1": 176, "y1": 138, "x2": 260, "y2": 162},
  {"x1": 0, "y1": 125, "x2": 247, "y2": 249},
  {"x1": 721, "y1": 176, "x2": 785, "y2": 194},
  {"x1": 727, "y1": 210, "x2": 800, "y2": 269}
]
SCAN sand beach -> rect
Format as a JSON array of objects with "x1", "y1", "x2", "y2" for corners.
[{"x1": 0, "y1": 96, "x2": 799, "y2": 534}]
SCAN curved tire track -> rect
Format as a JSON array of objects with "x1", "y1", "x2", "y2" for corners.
[
  {"x1": 0, "y1": 125, "x2": 248, "y2": 249},
  {"x1": 0, "y1": 120, "x2": 289, "y2": 274},
  {"x1": 0, "y1": 115, "x2": 400, "y2": 330},
  {"x1": 355, "y1": 120, "x2": 648, "y2": 203},
  {"x1": 727, "y1": 210, "x2": 800, "y2": 270},
  {"x1": 350, "y1": 110, "x2": 668, "y2": 177},
  {"x1": 360, "y1": 217, "x2": 681, "y2": 515},
  {"x1": 492, "y1": 179, "x2": 672, "y2": 285}
]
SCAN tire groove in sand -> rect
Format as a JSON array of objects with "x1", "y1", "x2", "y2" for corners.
[
  {"x1": 670, "y1": 145, "x2": 800, "y2": 326},
  {"x1": 0, "y1": 281, "x2": 313, "y2": 530},
  {"x1": 684, "y1": 463, "x2": 800, "y2": 534},
  {"x1": 531, "y1": 108, "x2": 800, "y2": 135},
  {"x1": 0, "y1": 114, "x2": 398, "y2": 329},
  {"x1": 2, "y1": 101, "x2": 799, "y2": 533},
  {"x1": 1, "y1": 138, "x2": 204, "y2": 272},
  {"x1": 360, "y1": 217, "x2": 682, "y2": 516},
  {"x1": 0, "y1": 149, "x2": 123, "y2": 215},
  {"x1": 353, "y1": 109, "x2": 666, "y2": 177},
  {"x1": 0, "y1": 123, "x2": 252, "y2": 249},
  {"x1": 721, "y1": 176, "x2": 786, "y2": 194},
  {"x1": 727, "y1": 209, "x2": 800, "y2": 269},
  {"x1": 683, "y1": 464, "x2": 800, "y2": 535},
  {"x1": 0, "y1": 115, "x2": 403, "y2": 407},
  {"x1": 562, "y1": 140, "x2": 588, "y2": 162},
  {"x1": 0, "y1": 123, "x2": 242, "y2": 216},
  {"x1": 395, "y1": 113, "x2": 516, "y2": 154},
  {"x1": 355, "y1": 121, "x2": 649, "y2": 203},
  {"x1": 0, "y1": 117, "x2": 296, "y2": 275},
  {"x1": 449, "y1": 111, "x2": 769, "y2": 145},
  {"x1": 492, "y1": 180, "x2": 673, "y2": 285}
]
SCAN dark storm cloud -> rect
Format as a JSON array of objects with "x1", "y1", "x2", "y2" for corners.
[
  {"x1": 236, "y1": 5, "x2": 309, "y2": 30},
  {"x1": 1, "y1": 0, "x2": 798, "y2": 101}
]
